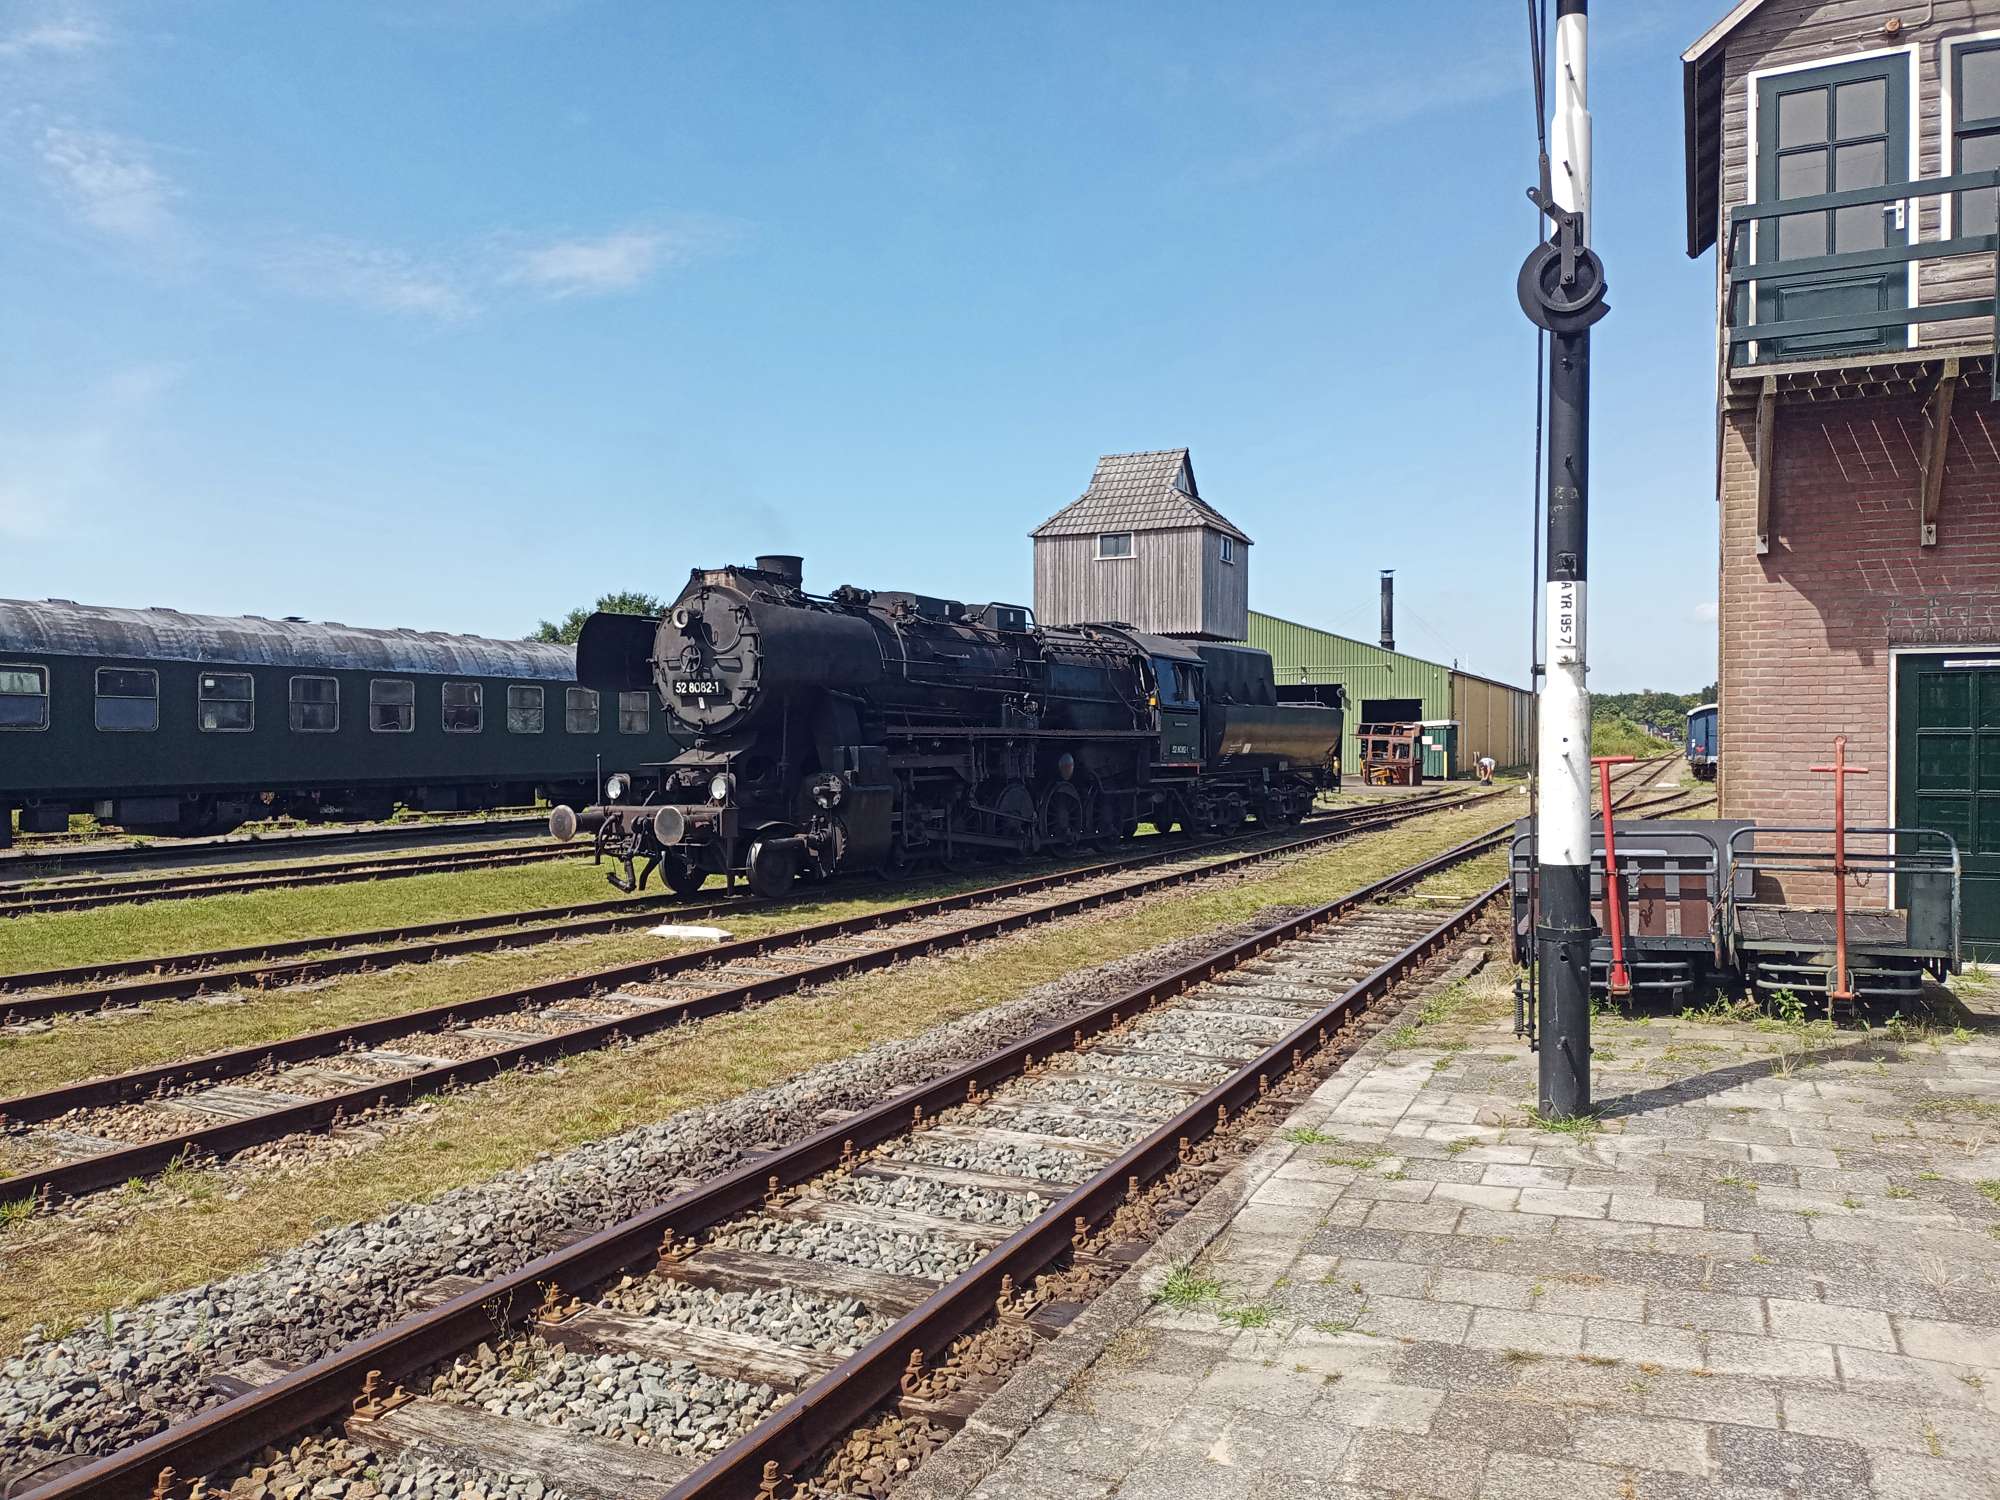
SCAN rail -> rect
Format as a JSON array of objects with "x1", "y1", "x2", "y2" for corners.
[{"x1": 1722, "y1": 169, "x2": 2000, "y2": 374}]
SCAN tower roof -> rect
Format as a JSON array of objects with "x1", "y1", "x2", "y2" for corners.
[{"x1": 1031, "y1": 449, "x2": 1251, "y2": 544}]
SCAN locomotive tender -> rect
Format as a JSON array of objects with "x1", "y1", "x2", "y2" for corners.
[{"x1": 553, "y1": 556, "x2": 1343, "y2": 898}]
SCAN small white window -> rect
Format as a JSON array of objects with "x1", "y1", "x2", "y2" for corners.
[
  {"x1": 370, "y1": 678, "x2": 415, "y2": 733},
  {"x1": 1097, "y1": 532, "x2": 1133, "y2": 559},
  {"x1": 443, "y1": 680, "x2": 483, "y2": 733},
  {"x1": 198, "y1": 672, "x2": 254, "y2": 733},
  {"x1": 1220, "y1": 535, "x2": 1235, "y2": 564},
  {"x1": 619, "y1": 690, "x2": 650, "y2": 734},
  {"x1": 507, "y1": 684, "x2": 544, "y2": 734},
  {"x1": 290, "y1": 675, "x2": 338, "y2": 733},
  {"x1": 565, "y1": 687, "x2": 600, "y2": 734},
  {"x1": 95, "y1": 667, "x2": 158, "y2": 732},
  {"x1": 1, "y1": 665, "x2": 49, "y2": 731}
]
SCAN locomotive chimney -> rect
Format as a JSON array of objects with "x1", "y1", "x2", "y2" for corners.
[
  {"x1": 756, "y1": 554, "x2": 805, "y2": 589},
  {"x1": 1379, "y1": 570, "x2": 1395, "y2": 652}
]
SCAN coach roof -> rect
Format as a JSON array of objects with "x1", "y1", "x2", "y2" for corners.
[{"x1": 0, "y1": 598, "x2": 576, "y2": 680}]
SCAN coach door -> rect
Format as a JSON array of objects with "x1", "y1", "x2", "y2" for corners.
[
  {"x1": 1753, "y1": 54, "x2": 1910, "y2": 359},
  {"x1": 1896, "y1": 654, "x2": 2000, "y2": 959}
]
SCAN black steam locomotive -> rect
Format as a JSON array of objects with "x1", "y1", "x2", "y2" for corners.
[{"x1": 551, "y1": 556, "x2": 1342, "y2": 898}]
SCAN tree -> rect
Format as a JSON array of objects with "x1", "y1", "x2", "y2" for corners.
[{"x1": 530, "y1": 591, "x2": 666, "y2": 645}]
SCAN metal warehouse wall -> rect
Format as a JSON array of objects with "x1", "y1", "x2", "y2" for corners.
[
  {"x1": 1450, "y1": 671, "x2": 1535, "y2": 770},
  {"x1": 1243, "y1": 611, "x2": 1452, "y2": 775}
]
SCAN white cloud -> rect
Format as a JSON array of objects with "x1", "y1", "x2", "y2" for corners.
[
  {"x1": 258, "y1": 235, "x2": 476, "y2": 321},
  {"x1": 37, "y1": 124, "x2": 179, "y2": 241},
  {"x1": 499, "y1": 229, "x2": 683, "y2": 299},
  {"x1": 0, "y1": 10, "x2": 108, "y2": 60},
  {"x1": 1693, "y1": 600, "x2": 1719, "y2": 624}
]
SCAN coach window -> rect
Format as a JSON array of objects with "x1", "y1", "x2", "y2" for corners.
[
  {"x1": 290, "y1": 675, "x2": 338, "y2": 732},
  {"x1": 94, "y1": 668, "x2": 159, "y2": 731},
  {"x1": 1096, "y1": 532, "x2": 1133, "y2": 560},
  {"x1": 198, "y1": 672, "x2": 254, "y2": 732},
  {"x1": 507, "y1": 684, "x2": 544, "y2": 733},
  {"x1": 565, "y1": 687, "x2": 599, "y2": 734},
  {"x1": 0, "y1": 666, "x2": 48, "y2": 730},
  {"x1": 443, "y1": 680, "x2": 483, "y2": 733},
  {"x1": 370, "y1": 679, "x2": 414, "y2": 733},
  {"x1": 619, "y1": 690, "x2": 649, "y2": 734}
]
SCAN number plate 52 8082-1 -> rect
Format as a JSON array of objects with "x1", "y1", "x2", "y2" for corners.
[{"x1": 674, "y1": 679, "x2": 723, "y2": 697}]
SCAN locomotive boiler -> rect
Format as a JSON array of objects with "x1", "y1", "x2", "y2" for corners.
[{"x1": 551, "y1": 556, "x2": 1341, "y2": 898}]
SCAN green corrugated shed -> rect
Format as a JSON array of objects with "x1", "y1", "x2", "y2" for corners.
[{"x1": 1243, "y1": 610, "x2": 1531, "y2": 775}]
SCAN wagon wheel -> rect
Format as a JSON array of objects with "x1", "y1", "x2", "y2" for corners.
[
  {"x1": 746, "y1": 839, "x2": 801, "y2": 901},
  {"x1": 660, "y1": 855, "x2": 708, "y2": 898}
]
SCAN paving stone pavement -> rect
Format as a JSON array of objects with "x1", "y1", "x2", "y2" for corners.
[{"x1": 933, "y1": 975, "x2": 2000, "y2": 1500}]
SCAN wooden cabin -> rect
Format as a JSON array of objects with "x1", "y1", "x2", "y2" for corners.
[{"x1": 1031, "y1": 449, "x2": 1250, "y2": 640}]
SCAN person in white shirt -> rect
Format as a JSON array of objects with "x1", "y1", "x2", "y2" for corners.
[{"x1": 1476, "y1": 755, "x2": 1497, "y2": 785}]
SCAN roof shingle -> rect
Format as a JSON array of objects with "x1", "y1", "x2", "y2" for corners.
[{"x1": 1032, "y1": 449, "x2": 1252, "y2": 544}]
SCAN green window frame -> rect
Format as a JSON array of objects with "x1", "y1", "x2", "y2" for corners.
[{"x1": 1953, "y1": 38, "x2": 2000, "y2": 235}]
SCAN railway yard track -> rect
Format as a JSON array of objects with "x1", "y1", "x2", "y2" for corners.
[
  {"x1": 0, "y1": 767, "x2": 1686, "y2": 1208},
  {"x1": 0, "y1": 842, "x2": 590, "y2": 920},
  {"x1": 0, "y1": 777, "x2": 1717, "y2": 1500},
  {"x1": 0, "y1": 789, "x2": 1546, "y2": 1204},
  {"x1": 0, "y1": 759, "x2": 1702, "y2": 1500},
  {"x1": 0, "y1": 793, "x2": 1497, "y2": 1024}
]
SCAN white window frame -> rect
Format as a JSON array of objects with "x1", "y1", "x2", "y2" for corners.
[
  {"x1": 197, "y1": 671, "x2": 255, "y2": 734},
  {"x1": 94, "y1": 666, "x2": 159, "y2": 733},
  {"x1": 1220, "y1": 534, "x2": 1235, "y2": 564},
  {"x1": 369, "y1": 677, "x2": 415, "y2": 734},
  {"x1": 443, "y1": 680, "x2": 483, "y2": 734},
  {"x1": 506, "y1": 684, "x2": 545, "y2": 734},
  {"x1": 288, "y1": 674, "x2": 340, "y2": 734},
  {"x1": 0, "y1": 663, "x2": 49, "y2": 732},
  {"x1": 565, "y1": 686, "x2": 600, "y2": 734},
  {"x1": 618, "y1": 690, "x2": 650, "y2": 735},
  {"x1": 1096, "y1": 532, "x2": 1134, "y2": 560},
  {"x1": 1939, "y1": 29, "x2": 2000, "y2": 240}
]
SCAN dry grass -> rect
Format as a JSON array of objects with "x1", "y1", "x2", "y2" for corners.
[{"x1": 0, "y1": 798, "x2": 1512, "y2": 1348}]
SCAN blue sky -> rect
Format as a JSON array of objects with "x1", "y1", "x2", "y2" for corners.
[{"x1": 1, "y1": 0, "x2": 1724, "y2": 691}]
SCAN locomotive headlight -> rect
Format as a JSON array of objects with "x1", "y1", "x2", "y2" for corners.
[
  {"x1": 709, "y1": 772, "x2": 734, "y2": 804},
  {"x1": 606, "y1": 774, "x2": 630, "y2": 803}
]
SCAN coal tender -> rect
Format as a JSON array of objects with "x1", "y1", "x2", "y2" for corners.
[{"x1": 551, "y1": 556, "x2": 1341, "y2": 898}]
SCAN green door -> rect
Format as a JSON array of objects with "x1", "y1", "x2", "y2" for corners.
[
  {"x1": 1754, "y1": 55, "x2": 1909, "y2": 358},
  {"x1": 1896, "y1": 655, "x2": 2000, "y2": 959}
]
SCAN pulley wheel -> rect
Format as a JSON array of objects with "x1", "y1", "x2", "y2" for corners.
[{"x1": 1516, "y1": 239, "x2": 1609, "y2": 334}]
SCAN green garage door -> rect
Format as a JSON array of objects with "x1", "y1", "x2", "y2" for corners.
[{"x1": 1897, "y1": 654, "x2": 2000, "y2": 959}]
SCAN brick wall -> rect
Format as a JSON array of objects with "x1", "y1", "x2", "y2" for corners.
[{"x1": 1720, "y1": 387, "x2": 2000, "y2": 901}]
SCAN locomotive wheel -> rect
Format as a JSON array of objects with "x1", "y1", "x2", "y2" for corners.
[
  {"x1": 1041, "y1": 783, "x2": 1084, "y2": 851},
  {"x1": 746, "y1": 839, "x2": 801, "y2": 901},
  {"x1": 660, "y1": 856, "x2": 708, "y2": 897}
]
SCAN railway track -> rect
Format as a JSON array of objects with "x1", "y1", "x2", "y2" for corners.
[
  {"x1": 0, "y1": 773, "x2": 1690, "y2": 1213},
  {"x1": 0, "y1": 789, "x2": 1541, "y2": 1206},
  {"x1": 0, "y1": 792, "x2": 1498, "y2": 1025},
  {"x1": 6, "y1": 810, "x2": 1528, "y2": 1500},
  {"x1": 0, "y1": 841, "x2": 588, "y2": 920},
  {"x1": 0, "y1": 816, "x2": 552, "y2": 884}
]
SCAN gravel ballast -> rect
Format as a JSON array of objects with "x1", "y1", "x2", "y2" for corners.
[{"x1": 0, "y1": 914, "x2": 1294, "y2": 1482}]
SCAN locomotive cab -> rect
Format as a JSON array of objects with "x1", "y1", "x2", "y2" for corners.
[{"x1": 1149, "y1": 652, "x2": 1204, "y2": 768}]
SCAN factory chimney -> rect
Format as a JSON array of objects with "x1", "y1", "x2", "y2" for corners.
[{"x1": 1379, "y1": 571, "x2": 1395, "y2": 652}]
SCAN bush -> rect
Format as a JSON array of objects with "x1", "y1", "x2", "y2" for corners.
[{"x1": 1591, "y1": 714, "x2": 1676, "y2": 758}]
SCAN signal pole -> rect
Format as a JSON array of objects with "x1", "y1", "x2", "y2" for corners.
[{"x1": 1518, "y1": 0, "x2": 1607, "y2": 1118}]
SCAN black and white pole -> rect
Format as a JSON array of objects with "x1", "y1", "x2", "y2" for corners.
[{"x1": 1518, "y1": 0, "x2": 1607, "y2": 1119}]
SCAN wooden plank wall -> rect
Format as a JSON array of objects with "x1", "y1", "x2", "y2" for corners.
[{"x1": 1034, "y1": 529, "x2": 1242, "y2": 636}]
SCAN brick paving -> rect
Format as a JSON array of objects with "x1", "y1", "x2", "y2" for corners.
[{"x1": 921, "y1": 970, "x2": 2000, "y2": 1500}]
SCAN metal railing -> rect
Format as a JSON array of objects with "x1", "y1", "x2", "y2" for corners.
[
  {"x1": 1724, "y1": 170, "x2": 2000, "y2": 369},
  {"x1": 1721, "y1": 824, "x2": 1961, "y2": 970}
]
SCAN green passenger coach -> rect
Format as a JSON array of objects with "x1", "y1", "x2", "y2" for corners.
[{"x1": 0, "y1": 598, "x2": 681, "y2": 843}]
